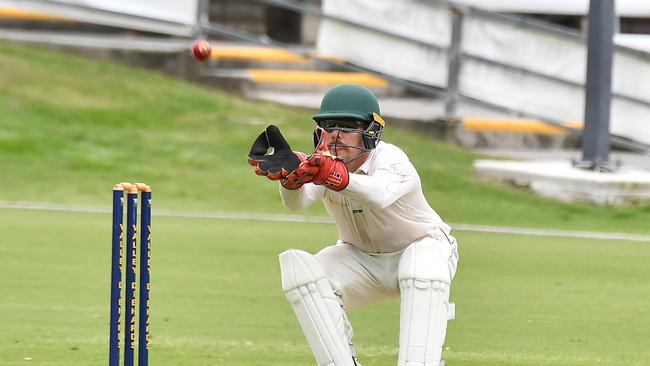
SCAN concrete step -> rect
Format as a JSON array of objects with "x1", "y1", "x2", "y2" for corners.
[
  {"x1": 473, "y1": 148, "x2": 650, "y2": 170},
  {"x1": 209, "y1": 43, "x2": 342, "y2": 63},
  {"x1": 474, "y1": 159, "x2": 650, "y2": 205},
  {"x1": 205, "y1": 68, "x2": 391, "y2": 95},
  {"x1": 463, "y1": 117, "x2": 581, "y2": 135},
  {"x1": 206, "y1": 43, "x2": 344, "y2": 71},
  {"x1": 0, "y1": 28, "x2": 190, "y2": 51}
]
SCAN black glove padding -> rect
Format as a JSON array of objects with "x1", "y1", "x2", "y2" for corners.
[{"x1": 248, "y1": 125, "x2": 302, "y2": 179}]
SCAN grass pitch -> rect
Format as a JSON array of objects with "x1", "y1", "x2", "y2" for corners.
[
  {"x1": 1, "y1": 39, "x2": 650, "y2": 365},
  {"x1": 1, "y1": 208, "x2": 649, "y2": 366}
]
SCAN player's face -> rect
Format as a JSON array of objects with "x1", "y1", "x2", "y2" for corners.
[
  {"x1": 319, "y1": 121, "x2": 370, "y2": 170},
  {"x1": 327, "y1": 129, "x2": 363, "y2": 155}
]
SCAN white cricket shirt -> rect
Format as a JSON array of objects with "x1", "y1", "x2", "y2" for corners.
[{"x1": 280, "y1": 141, "x2": 450, "y2": 253}]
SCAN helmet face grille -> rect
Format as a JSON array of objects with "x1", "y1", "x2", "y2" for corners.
[{"x1": 315, "y1": 119, "x2": 383, "y2": 150}]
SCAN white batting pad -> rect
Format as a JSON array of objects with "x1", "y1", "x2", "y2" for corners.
[
  {"x1": 279, "y1": 249, "x2": 355, "y2": 366},
  {"x1": 397, "y1": 239, "x2": 452, "y2": 366}
]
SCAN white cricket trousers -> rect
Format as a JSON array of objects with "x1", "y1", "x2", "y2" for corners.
[{"x1": 314, "y1": 228, "x2": 459, "y2": 310}]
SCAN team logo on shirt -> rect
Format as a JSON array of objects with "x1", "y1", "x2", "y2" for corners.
[{"x1": 351, "y1": 200, "x2": 363, "y2": 214}]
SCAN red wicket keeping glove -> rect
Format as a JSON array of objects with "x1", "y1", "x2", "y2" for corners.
[
  {"x1": 248, "y1": 125, "x2": 305, "y2": 181},
  {"x1": 298, "y1": 127, "x2": 349, "y2": 191},
  {"x1": 280, "y1": 151, "x2": 310, "y2": 190}
]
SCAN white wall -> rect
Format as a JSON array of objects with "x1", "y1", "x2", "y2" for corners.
[
  {"x1": 52, "y1": 0, "x2": 199, "y2": 25},
  {"x1": 451, "y1": 0, "x2": 650, "y2": 17},
  {"x1": 0, "y1": 0, "x2": 200, "y2": 35},
  {"x1": 317, "y1": 0, "x2": 650, "y2": 145}
]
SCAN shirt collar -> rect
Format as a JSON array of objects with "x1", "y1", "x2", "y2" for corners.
[{"x1": 355, "y1": 141, "x2": 381, "y2": 174}]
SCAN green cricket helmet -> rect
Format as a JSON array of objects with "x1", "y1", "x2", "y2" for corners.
[{"x1": 312, "y1": 83, "x2": 385, "y2": 150}]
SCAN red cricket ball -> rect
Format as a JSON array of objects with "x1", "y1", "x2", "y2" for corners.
[{"x1": 191, "y1": 40, "x2": 212, "y2": 61}]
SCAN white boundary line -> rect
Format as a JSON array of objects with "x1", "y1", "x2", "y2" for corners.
[{"x1": 1, "y1": 201, "x2": 649, "y2": 242}]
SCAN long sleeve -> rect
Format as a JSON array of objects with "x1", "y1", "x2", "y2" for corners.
[
  {"x1": 302, "y1": 141, "x2": 445, "y2": 253},
  {"x1": 279, "y1": 183, "x2": 326, "y2": 211},
  {"x1": 340, "y1": 161, "x2": 418, "y2": 210}
]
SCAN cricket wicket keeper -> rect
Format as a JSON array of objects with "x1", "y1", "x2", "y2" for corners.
[{"x1": 248, "y1": 83, "x2": 459, "y2": 366}]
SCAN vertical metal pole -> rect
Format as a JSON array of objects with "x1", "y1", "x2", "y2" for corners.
[
  {"x1": 124, "y1": 187, "x2": 138, "y2": 366},
  {"x1": 445, "y1": 6, "x2": 464, "y2": 117},
  {"x1": 109, "y1": 186, "x2": 124, "y2": 366},
  {"x1": 579, "y1": 0, "x2": 615, "y2": 171},
  {"x1": 194, "y1": 0, "x2": 210, "y2": 39},
  {"x1": 138, "y1": 188, "x2": 152, "y2": 366}
]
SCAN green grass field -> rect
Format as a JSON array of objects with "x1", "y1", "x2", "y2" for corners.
[
  {"x1": 1, "y1": 209, "x2": 649, "y2": 365},
  {"x1": 1, "y1": 39, "x2": 650, "y2": 365}
]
